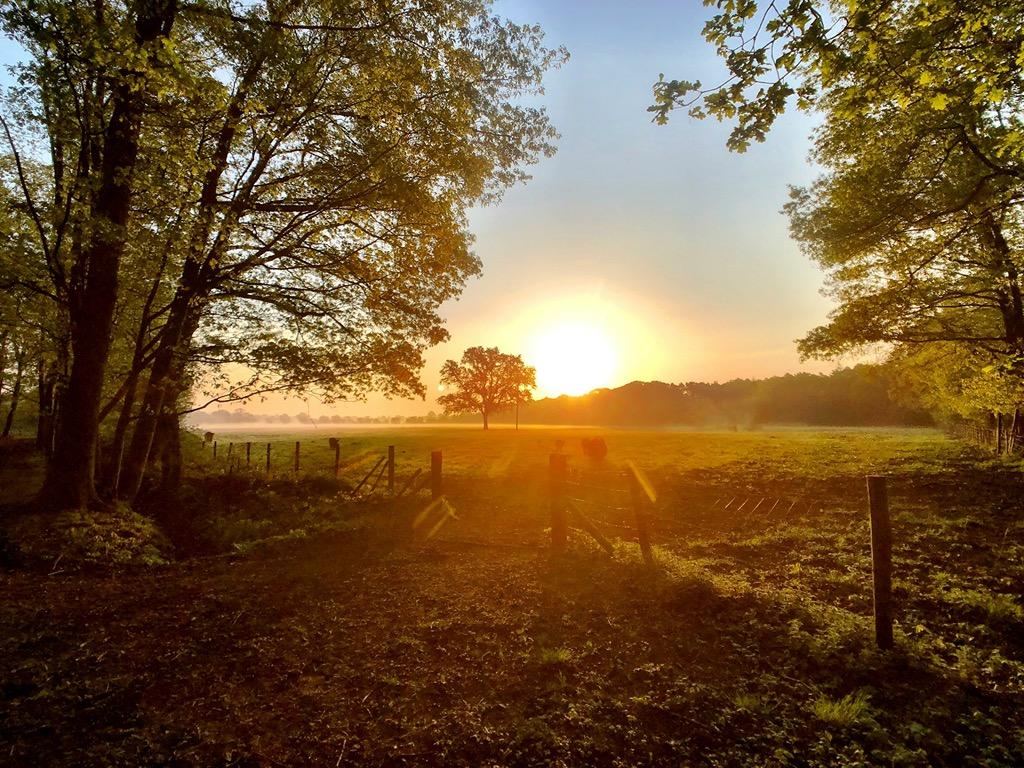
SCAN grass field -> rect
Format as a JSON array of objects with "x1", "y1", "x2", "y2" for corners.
[{"x1": 1, "y1": 427, "x2": 1023, "y2": 765}]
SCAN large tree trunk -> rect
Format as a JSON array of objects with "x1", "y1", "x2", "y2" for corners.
[
  {"x1": 482, "y1": 409, "x2": 489, "y2": 430},
  {"x1": 0, "y1": 332, "x2": 8, "y2": 407},
  {"x1": 2, "y1": 354, "x2": 25, "y2": 438},
  {"x1": 156, "y1": 408, "x2": 182, "y2": 492},
  {"x1": 40, "y1": 258, "x2": 121, "y2": 506},
  {"x1": 37, "y1": 0, "x2": 177, "y2": 509}
]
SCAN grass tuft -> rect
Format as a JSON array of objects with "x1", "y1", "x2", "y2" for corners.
[
  {"x1": 810, "y1": 689, "x2": 873, "y2": 727},
  {"x1": 537, "y1": 647, "x2": 574, "y2": 665}
]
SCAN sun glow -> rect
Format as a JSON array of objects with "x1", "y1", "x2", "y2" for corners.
[
  {"x1": 527, "y1": 321, "x2": 619, "y2": 397},
  {"x1": 484, "y1": 287, "x2": 672, "y2": 401}
]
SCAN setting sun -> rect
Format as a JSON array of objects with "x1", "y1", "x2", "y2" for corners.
[
  {"x1": 502, "y1": 288, "x2": 668, "y2": 399},
  {"x1": 527, "y1": 322, "x2": 619, "y2": 397}
]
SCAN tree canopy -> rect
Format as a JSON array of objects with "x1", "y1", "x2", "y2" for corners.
[
  {"x1": 655, "y1": 0, "x2": 1024, "y2": 423},
  {"x1": 652, "y1": 0, "x2": 1024, "y2": 158}
]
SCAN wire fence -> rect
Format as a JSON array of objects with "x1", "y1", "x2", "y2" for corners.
[
  {"x1": 948, "y1": 420, "x2": 1023, "y2": 454},
  {"x1": 195, "y1": 437, "x2": 439, "y2": 502},
  {"x1": 562, "y1": 468, "x2": 832, "y2": 544},
  {"x1": 195, "y1": 437, "x2": 896, "y2": 648},
  {"x1": 554, "y1": 457, "x2": 896, "y2": 649}
]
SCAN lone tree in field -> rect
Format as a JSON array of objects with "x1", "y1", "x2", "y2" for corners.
[{"x1": 438, "y1": 347, "x2": 536, "y2": 430}]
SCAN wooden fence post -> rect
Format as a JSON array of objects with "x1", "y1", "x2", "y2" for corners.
[
  {"x1": 333, "y1": 441, "x2": 341, "y2": 479},
  {"x1": 246, "y1": 442, "x2": 251, "y2": 467},
  {"x1": 630, "y1": 474, "x2": 654, "y2": 566},
  {"x1": 549, "y1": 453, "x2": 568, "y2": 552},
  {"x1": 430, "y1": 450, "x2": 442, "y2": 500},
  {"x1": 266, "y1": 443, "x2": 271, "y2": 476},
  {"x1": 294, "y1": 441, "x2": 300, "y2": 476},
  {"x1": 228, "y1": 442, "x2": 233, "y2": 459},
  {"x1": 213, "y1": 441, "x2": 217, "y2": 458},
  {"x1": 866, "y1": 476, "x2": 894, "y2": 650},
  {"x1": 388, "y1": 445, "x2": 396, "y2": 494}
]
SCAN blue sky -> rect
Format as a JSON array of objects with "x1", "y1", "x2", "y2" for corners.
[{"x1": 432, "y1": 1, "x2": 835, "y2": 404}]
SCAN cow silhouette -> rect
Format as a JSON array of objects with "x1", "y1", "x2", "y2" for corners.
[{"x1": 581, "y1": 437, "x2": 608, "y2": 461}]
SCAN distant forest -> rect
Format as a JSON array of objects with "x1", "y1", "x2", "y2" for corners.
[
  {"x1": 490, "y1": 365, "x2": 932, "y2": 428},
  {"x1": 187, "y1": 365, "x2": 933, "y2": 428}
]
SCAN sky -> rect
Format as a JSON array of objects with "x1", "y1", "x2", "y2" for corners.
[
  {"x1": 380, "y1": 0, "x2": 835, "y2": 417},
  {"x1": 1, "y1": 1, "x2": 840, "y2": 419}
]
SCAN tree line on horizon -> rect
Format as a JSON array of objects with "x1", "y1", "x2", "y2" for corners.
[
  {"x1": 450, "y1": 365, "x2": 935, "y2": 428},
  {"x1": 175, "y1": 364, "x2": 932, "y2": 429}
]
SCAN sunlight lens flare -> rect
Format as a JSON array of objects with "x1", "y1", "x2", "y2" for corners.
[{"x1": 528, "y1": 322, "x2": 618, "y2": 397}]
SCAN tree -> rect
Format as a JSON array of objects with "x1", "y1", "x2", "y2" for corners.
[
  {"x1": 0, "y1": 0, "x2": 182, "y2": 507},
  {"x1": 654, "y1": 0, "x2": 1024, "y2": 418},
  {"x1": 890, "y1": 342, "x2": 1024, "y2": 422},
  {"x1": 0, "y1": 0, "x2": 565, "y2": 507},
  {"x1": 787, "y1": 94, "x2": 1024, "y2": 362},
  {"x1": 111, "y1": 0, "x2": 564, "y2": 500},
  {"x1": 652, "y1": 1, "x2": 1024, "y2": 160},
  {"x1": 437, "y1": 347, "x2": 536, "y2": 429}
]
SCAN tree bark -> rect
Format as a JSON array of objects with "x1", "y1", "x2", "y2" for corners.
[
  {"x1": 984, "y1": 214, "x2": 1024, "y2": 353},
  {"x1": 157, "y1": 408, "x2": 182, "y2": 492},
  {"x1": 45, "y1": 324, "x2": 71, "y2": 458},
  {"x1": 118, "y1": 297, "x2": 200, "y2": 499},
  {"x1": 35, "y1": 360, "x2": 45, "y2": 449},
  {"x1": 2, "y1": 353, "x2": 25, "y2": 438},
  {"x1": 101, "y1": 234, "x2": 173, "y2": 495},
  {"x1": 35, "y1": 362, "x2": 58, "y2": 456},
  {"x1": 105, "y1": 366, "x2": 141, "y2": 495},
  {"x1": 0, "y1": 332, "x2": 8, "y2": 407},
  {"x1": 37, "y1": 0, "x2": 177, "y2": 509},
  {"x1": 1009, "y1": 408, "x2": 1020, "y2": 454}
]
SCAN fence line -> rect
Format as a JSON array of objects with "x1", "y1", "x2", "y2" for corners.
[
  {"x1": 198, "y1": 435, "x2": 445, "y2": 501},
  {"x1": 949, "y1": 420, "x2": 1024, "y2": 455},
  {"x1": 556, "y1": 454, "x2": 896, "y2": 649},
  {"x1": 199, "y1": 436, "x2": 897, "y2": 649},
  {"x1": 555, "y1": 488, "x2": 848, "y2": 578}
]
